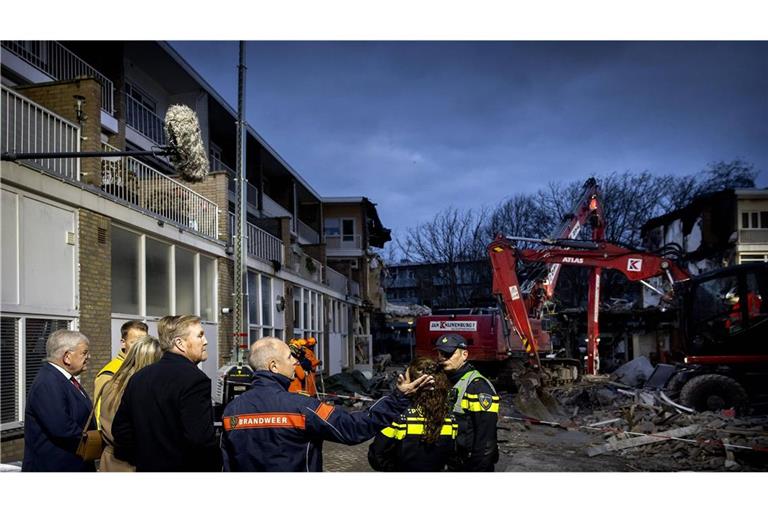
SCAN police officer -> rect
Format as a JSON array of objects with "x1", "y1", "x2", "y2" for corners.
[
  {"x1": 221, "y1": 337, "x2": 432, "y2": 472},
  {"x1": 435, "y1": 333, "x2": 499, "y2": 471}
]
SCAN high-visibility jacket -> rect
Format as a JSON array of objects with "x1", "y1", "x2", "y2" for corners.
[
  {"x1": 288, "y1": 347, "x2": 320, "y2": 396},
  {"x1": 447, "y1": 363, "x2": 499, "y2": 472},
  {"x1": 94, "y1": 351, "x2": 125, "y2": 429},
  {"x1": 221, "y1": 370, "x2": 410, "y2": 472},
  {"x1": 368, "y1": 407, "x2": 457, "y2": 472}
]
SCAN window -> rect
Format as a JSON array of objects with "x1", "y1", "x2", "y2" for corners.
[
  {"x1": 342, "y1": 219, "x2": 355, "y2": 242},
  {"x1": 146, "y1": 237, "x2": 171, "y2": 317},
  {"x1": 200, "y1": 256, "x2": 216, "y2": 322},
  {"x1": 112, "y1": 227, "x2": 140, "y2": 315},
  {"x1": 248, "y1": 271, "x2": 259, "y2": 324},
  {"x1": 742, "y1": 211, "x2": 768, "y2": 229},
  {"x1": 741, "y1": 254, "x2": 768, "y2": 263},
  {"x1": 324, "y1": 218, "x2": 340, "y2": 237},
  {"x1": 111, "y1": 226, "x2": 216, "y2": 321},
  {"x1": 247, "y1": 272, "x2": 276, "y2": 345},
  {"x1": 1, "y1": 316, "x2": 71, "y2": 429},
  {"x1": 175, "y1": 248, "x2": 195, "y2": 315},
  {"x1": 261, "y1": 275, "x2": 272, "y2": 327}
]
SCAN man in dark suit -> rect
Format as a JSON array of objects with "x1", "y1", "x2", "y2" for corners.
[
  {"x1": 112, "y1": 314, "x2": 221, "y2": 471},
  {"x1": 23, "y1": 329, "x2": 94, "y2": 472}
]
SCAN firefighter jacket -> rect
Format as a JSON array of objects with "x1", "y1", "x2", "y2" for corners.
[
  {"x1": 368, "y1": 406, "x2": 457, "y2": 472},
  {"x1": 447, "y1": 363, "x2": 499, "y2": 472},
  {"x1": 221, "y1": 370, "x2": 410, "y2": 472}
]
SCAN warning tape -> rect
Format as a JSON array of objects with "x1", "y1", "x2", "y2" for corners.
[{"x1": 316, "y1": 392, "x2": 375, "y2": 402}]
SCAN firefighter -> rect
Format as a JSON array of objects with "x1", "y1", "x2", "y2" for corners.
[
  {"x1": 221, "y1": 337, "x2": 433, "y2": 472},
  {"x1": 435, "y1": 333, "x2": 499, "y2": 472},
  {"x1": 288, "y1": 337, "x2": 320, "y2": 396}
]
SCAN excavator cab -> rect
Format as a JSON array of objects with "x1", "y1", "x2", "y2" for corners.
[
  {"x1": 672, "y1": 262, "x2": 768, "y2": 412},
  {"x1": 682, "y1": 263, "x2": 768, "y2": 354}
]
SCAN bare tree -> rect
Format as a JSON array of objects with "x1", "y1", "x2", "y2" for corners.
[{"x1": 398, "y1": 206, "x2": 489, "y2": 307}]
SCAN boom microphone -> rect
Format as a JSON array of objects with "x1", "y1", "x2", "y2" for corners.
[{"x1": 164, "y1": 104, "x2": 209, "y2": 182}]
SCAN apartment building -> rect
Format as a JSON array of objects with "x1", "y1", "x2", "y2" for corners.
[{"x1": 0, "y1": 40, "x2": 390, "y2": 461}]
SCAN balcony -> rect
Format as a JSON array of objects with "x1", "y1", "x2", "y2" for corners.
[
  {"x1": 1, "y1": 41, "x2": 115, "y2": 114},
  {"x1": 228, "y1": 212, "x2": 285, "y2": 265},
  {"x1": 125, "y1": 96, "x2": 166, "y2": 146},
  {"x1": 101, "y1": 144, "x2": 218, "y2": 239},
  {"x1": 326, "y1": 234, "x2": 362, "y2": 250},
  {"x1": 1, "y1": 86, "x2": 80, "y2": 180},
  {"x1": 326, "y1": 266, "x2": 349, "y2": 295},
  {"x1": 739, "y1": 229, "x2": 768, "y2": 244},
  {"x1": 298, "y1": 219, "x2": 320, "y2": 245},
  {"x1": 2, "y1": 86, "x2": 219, "y2": 240}
]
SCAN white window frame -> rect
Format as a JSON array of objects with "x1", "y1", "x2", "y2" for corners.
[
  {"x1": 341, "y1": 218, "x2": 356, "y2": 242},
  {"x1": 111, "y1": 225, "x2": 217, "y2": 322},
  {"x1": 741, "y1": 210, "x2": 768, "y2": 230},
  {"x1": 1, "y1": 315, "x2": 75, "y2": 430},
  {"x1": 247, "y1": 271, "x2": 275, "y2": 343}
]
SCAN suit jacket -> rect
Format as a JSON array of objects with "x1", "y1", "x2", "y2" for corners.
[
  {"x1": 22, "y1": 363, "x2": 95, "y2": 472},
  {"x1": 112, "y1": 352, "x2": 221, "y2": 471}
]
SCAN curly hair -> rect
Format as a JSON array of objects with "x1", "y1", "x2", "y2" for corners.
[{"x1": 408, "y1": 357, "x2": 451, "y2": 444}]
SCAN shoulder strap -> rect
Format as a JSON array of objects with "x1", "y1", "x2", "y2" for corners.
[
  {"x1": 80, "y1": 385, "x2": 107, "y2": 437},
  {"x1": 451, "y1": 370, "x2": 497, "y2": 413}
]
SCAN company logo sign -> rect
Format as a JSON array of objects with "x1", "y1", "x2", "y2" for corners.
[
  {"x1": 627, "y1": 258, "x2": 643, "y2": 272},
  {"x1": 429, "y1": 321, "x2": 478, "y2": 332}
]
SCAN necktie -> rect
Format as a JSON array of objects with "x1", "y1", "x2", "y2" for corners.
[{"x1": 70, "y1": 376, "x2": 85, "y2": 396}]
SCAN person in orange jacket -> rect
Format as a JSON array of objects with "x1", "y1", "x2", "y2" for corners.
[{"x1": 288, "y1": 338, "x2": 320, "y2": 397}]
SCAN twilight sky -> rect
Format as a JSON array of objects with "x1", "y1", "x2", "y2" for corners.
[{"x1": 170, "y1": 41, "x2": 767, "y2": 238}]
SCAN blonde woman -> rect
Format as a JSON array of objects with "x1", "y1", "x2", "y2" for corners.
[{"x1": 98, "y1": 335, "x2": 161, "y2": 471}]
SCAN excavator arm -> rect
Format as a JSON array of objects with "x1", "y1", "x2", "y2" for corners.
[{"x1": 488, "y1": 234, "x2": 690, "y2": 374}]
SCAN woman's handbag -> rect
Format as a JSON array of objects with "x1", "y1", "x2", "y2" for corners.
[{"x1": 75, "y1": 388, "x2": 105, "y2": 462}]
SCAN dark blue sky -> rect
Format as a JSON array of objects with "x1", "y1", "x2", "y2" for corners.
[{"x1": 171, "y1": 41, "x2": 767, "y2": 237}]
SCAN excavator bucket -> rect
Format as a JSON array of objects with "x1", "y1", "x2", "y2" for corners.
[{"x1": 511, "y1": 368, "x2": 566, "y2": 422}]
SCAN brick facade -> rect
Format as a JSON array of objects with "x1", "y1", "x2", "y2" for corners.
[
  {"x1": 15, "y1": 79, "x2": 103, "y2": 187},
  {"x1": 78, "y1": 210, "x2": 112, "y2": 398},
  {"x1": 217, "y1": 257, "x2": 234, "y2": 366},
  {"x1": 0, "y1": 437, "x2": 24, "y2": 464}
]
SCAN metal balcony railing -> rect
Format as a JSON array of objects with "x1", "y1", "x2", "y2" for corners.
[
  {"x1": 1, "y1": 86, "x2": 80, "y2": 180},
  {"x1": 211, "y1": 158, "x2": 236, "y2": 194},
  {"x1": 298, "y1": 219, "x2": 320, "y2": 244},
  {"x1": 325, "y1": 234, "x2": 362, "y2": 250},
  {"x1": 102, "y1": 144, "x2": 218, "y2": 239},
  {"x1": 1, "y1": 41, "x2": 115, "y2": 114},
  {"x1": 228, "y1": 212, "x2": 285, "y2": 264},
  {"x1": 326, "y1": 266, "x2": 349, "y2": 295},
  {"x1": 125, "y1": 96, "x2": 166, "y2": 146}
]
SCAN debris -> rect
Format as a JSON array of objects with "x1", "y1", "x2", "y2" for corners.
[
  {"x1": 722, "y1": 437, "x2": 740, "y2": 470},
  {"x1": 611, "y1": 356, "x2": 655, "y2": 387},
  {"x1": 586, "y1": 425, "x2": 702, "y2": 457},
  {"x1": 659, "y1": 390, "x2": 695, "y2": 414},
  {"x1": 643, "y1": 364, "x2": 677, "y2": 389}
]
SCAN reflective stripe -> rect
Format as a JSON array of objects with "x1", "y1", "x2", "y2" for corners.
[
  {"x1": 223, "y1": 413, "x2": 306, "y2": 430},
  {"x1": 314, "y1": 402, "x2": 334, "y2": 421},
  {"x1": 380, "y1": 420, "x2": 457, "y2": 440},
  {"x1": 451, "y1": 370, "x2": 497, "y2": 414},
  {"x1": 466, "y1": 401, "x2": 500, "y2": 413}
]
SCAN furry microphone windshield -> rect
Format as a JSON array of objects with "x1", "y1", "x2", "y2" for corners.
[{"x1": 164, "y1": 104, "x2": 210, "y2": 182}]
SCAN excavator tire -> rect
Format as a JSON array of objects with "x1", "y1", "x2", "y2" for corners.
[{"x1": 679, "y1": 374, "x2": 748, "y2": 412}]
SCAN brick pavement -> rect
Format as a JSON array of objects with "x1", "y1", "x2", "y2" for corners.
[{"x1": 322, "y1": 438, "x2": 375, "y2": 472}]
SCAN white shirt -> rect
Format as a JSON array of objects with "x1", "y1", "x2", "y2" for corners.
[
  {"x1": 49, "y1": 361, "x2": 73, "y2": 380},
  {"x1": 49, "y1": 362, "x2": 86, "y2": 397}
]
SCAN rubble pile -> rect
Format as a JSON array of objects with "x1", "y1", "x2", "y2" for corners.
[{"x1": 552, "y1": 381, "x2": 768, "y2": 471}]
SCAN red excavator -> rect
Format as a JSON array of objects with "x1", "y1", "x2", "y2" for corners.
[
  {"x1": 415, "y1": 178, "x2": 605, "y2": 385},
  {"x1": 417, "y1": 177, "x2": 768, "y2": 411}
]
